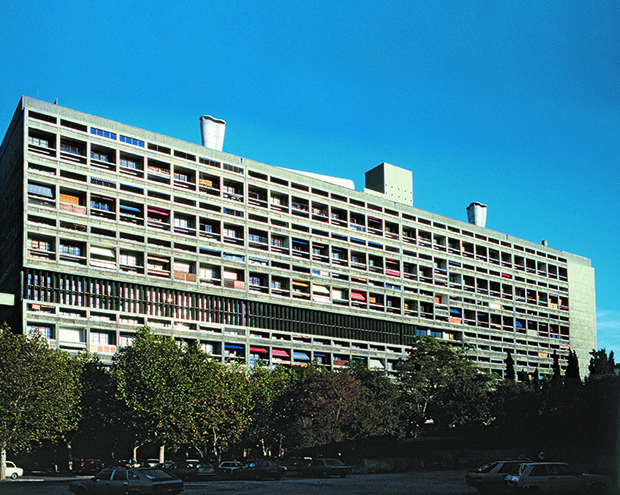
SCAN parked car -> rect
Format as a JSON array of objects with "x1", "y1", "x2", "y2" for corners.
[
  {"x1": 302, "y1": 458, "x2": 352, "y2": 478},
  {"x1": 505, "y1": 462, "x2": 612, "y2": 493},
  {"x1": 235, "y1": 459, "x2": 286, "y2": 480},
  {"x1": 217, "y1": 460, "x2": 242, "y2": 475},
  {"x1": 68, "y1": 467, "x2": 183, "y2": 495},
  {"x1": 465, "y1": 459, "x2": 530, "y2": 493},
  {"x1": 158, "y1": 459, "x2": 216, "y2": 481},
  {"x1": 5, "y1": 461, "x2": 23, "y2": 480},
  {"x1": 281, "y1": 457, "x2": 312, "y2": 477}
]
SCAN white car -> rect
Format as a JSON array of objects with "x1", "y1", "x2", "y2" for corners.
[
  {"x1": 5, "y1": 461, "x2": 23, "y2": 480},
  {"x1": 505, "y1": 462, "x2": 611, "y2": 493}
]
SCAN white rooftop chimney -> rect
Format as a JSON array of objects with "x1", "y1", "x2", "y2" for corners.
[
  {"x1": 200, "y1": 115, "x2": 226, "y2": 151},
  {"x1": 467, "y1": 202, "x2": 487, "y2": 228}
]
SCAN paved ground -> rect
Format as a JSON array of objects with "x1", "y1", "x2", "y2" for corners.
[{"x1": 0, "y1": 471, "x2": 478, "y2": 495}]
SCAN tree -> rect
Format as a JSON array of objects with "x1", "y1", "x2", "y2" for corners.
[
  {"x1": 279, "y1": 366, "x2": 377, "y2": 450},
  {"x1": 184, "y1": 346, "x2": 251, "y2": 460},
  {"x1": 73, "y1": 354, "x2": 133, "y2": 462},
  {"x1": 0, "y1": 324, "x2": 80, "y2": 479},
  {"x1": 244, "y1": 363, "x2": 293, "y2": 456},
  {"x1": 552, "y1": 350, "x2": 561, "y2": 378},
  {"x1": 111, "y1": 327, "x2": 192, "y2": 462},
  {"x1": 505, "y1": 351, "x2": 515, "y2": 381},
  {"x1": 490, "y1": 379, "x2": 544, "y2": 440},
  {"x1": 397, "y1": 336, "x2": 492, "y2": 436},
  {"x1": 588, "y1": 349, "x2": 615, "y2": 377},
  {"x1": 349, "y1": 361, "x2": 403, "y2": 437},
  {"x1": 564, "y1": 350, "x2": 581, "y2": 383}
]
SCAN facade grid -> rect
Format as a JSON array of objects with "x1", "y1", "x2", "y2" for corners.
[{"x1": 0, "y1": 97, "x2": 597, "y2": 377}]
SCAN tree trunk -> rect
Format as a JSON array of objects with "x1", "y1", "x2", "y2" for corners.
[
  {"x1": 212, "y1": 427, "x2": 219, "y2": 462},
  {"x1": 1, "y1": 447, "x2": 6, "y2": 481},
  {"x1": 159, "y1": 445, "x2": 165, "y2": 464},
  {"x1": 67, "y1": 440, "x2": 73, "y2": 472}
]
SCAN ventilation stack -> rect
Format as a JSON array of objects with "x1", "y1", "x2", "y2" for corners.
[
  {"x1": 467, "y1": 202, "x2": 487, "y2": 228},
  {"x1": 200, "y1": 115, "x2": 226, "y2": 151}
]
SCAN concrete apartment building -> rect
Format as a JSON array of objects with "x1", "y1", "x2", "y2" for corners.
[{"x1": 0, "y1": 97, "x2": 596, "y2": 377}]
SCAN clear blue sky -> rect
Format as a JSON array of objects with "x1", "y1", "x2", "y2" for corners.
[{"x1": 2, "y1": 1, "x2": 619, "y2": 360}]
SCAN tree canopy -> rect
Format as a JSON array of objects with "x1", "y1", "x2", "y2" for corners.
[
  {"x1": 588, "y1": 349, "x2": 616, "y2": 376},
  {"x1": 397, "y1": 336, "x2": 493, "y2": 435},
  {"x1": 0, "y1": 324, "x2": 80, "y2": 479},
  {"x1": 111, "y1": 328, "x2": 252, "y2": 461},
  {"x1": 4, "y1": 320, "x2": 618, "y2": 466},
  {"x1": 278, "y1": 366, "x2": 378, "y2": 451},
  {"x1": 111, "y1": 327, "x2": 194, "y2": 461}
]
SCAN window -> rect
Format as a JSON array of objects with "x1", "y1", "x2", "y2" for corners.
[
  {"x1": 91, "y1": 128, "x2": 117, "y2": 140},
  {"x1": 91, "y1": 177, "x2": 116, "y2": 188},
  {"x1": 119, "y1": 135, "x2": 144, "y2": 147},
  {"x1": 28, "y1": 136, "x2": 50, "y2": 147},
  {"x1": 28, "y1": 325, "x2": 54, "y2": 339},
  {"x1": 119, "y1": 253, "x2": 139, "y2": 266},
  {"x1": 28, "y1": 183, "x2": 54, "y2": 198},
  {"x1": 91, "y1": 199, "x2": 111, "y2": 211},
  {"x1": 60, "y1": 143, "x2": 82, "y2": 155},
  {"x1": 174, "y1": 217, "x2": 191, "y2": 229},
  {"x1": 223, "y1": 163, "x2": 243, "y2": 173},
  {"x1": 118, "y1": 334, "x2": 133, "y2": 347},
  {"x1": 120, "y1": 158, "x2": 138, "y2": 169},
  {"x1": 28, "y1": 238, "x2": 52, "y2": 251},
  {"x1": 90, "y1": 331, "x2": 110, "y2": 345},
  {"x1": 60, "y1": 244, "x2": 82, "y2": 256},
  {"x1": 91, "y1": 151, "x2": 109, "y2": 162},
  {"x1": 199, "y1": 266, "x2": 218, "y2": 279}
]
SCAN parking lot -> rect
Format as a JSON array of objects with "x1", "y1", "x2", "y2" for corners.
[{"x1": 1, "y1": 471, "x2": 478, "y2": 495}]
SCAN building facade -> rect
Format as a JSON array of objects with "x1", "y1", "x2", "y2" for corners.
[{"x1": 0, "y1": 97, "x2": 597, "y2": 377}]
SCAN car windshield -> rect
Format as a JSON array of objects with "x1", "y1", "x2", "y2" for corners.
[
  {"x1": 94, "y1": 469, "x2": 114, "y2": 481},
  {"x1": 141, "y1": 469, "x2": 175, "y2": 480},
  {"x1": 477, "y1": 462, "x2": 499, "y2": 473}
]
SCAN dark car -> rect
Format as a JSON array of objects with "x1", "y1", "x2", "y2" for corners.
[
  {"x1": 505, "y1": 462, "x2": 612, "y2": 493},
  {"x1": 158, "y1": 459, "x2": 215, "y2": 481},
  {"x1": 302, "y1": 458, "x2": 352, "y2": 478},
  {"x1": 217, "y1": 460, "x2": 242, "y2": 476},
  {"x1": 465, "y1": 459, "x2": 530, "y2": 493},
  {"x1": 68, "y1": 467, "x2": 184, "y2": 495},
  {"x1": 235, "y1": 459, "x2": 286, "y2": 480},
  {"x1": 281, "y1": 457, "x2": 312, "y2": 477}
]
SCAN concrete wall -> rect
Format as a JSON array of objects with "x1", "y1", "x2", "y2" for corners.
[{"x1": 567, "y1": 256, "x2": 597, "y2": 377}]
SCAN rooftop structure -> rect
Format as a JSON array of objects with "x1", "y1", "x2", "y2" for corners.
[{"x1": 0, "y1": 97, "x2": 596, "y2": 377}]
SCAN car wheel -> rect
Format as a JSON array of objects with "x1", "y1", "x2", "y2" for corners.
[
  {"x1": 74, "y1": 487, "x2": 88, "y2": 495},
  {"x1": 321, "y1": 470, "x2": 328, "y2": 478},
  {"x1": 340, "y1": 473, "x2": 347, "y2": 478},
  {"x1": 10, "y1": 473, "x2": 18, "y2": 480},
  {"x1": 255, "y1": 473, "x2": 262, "y2": 481}
]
